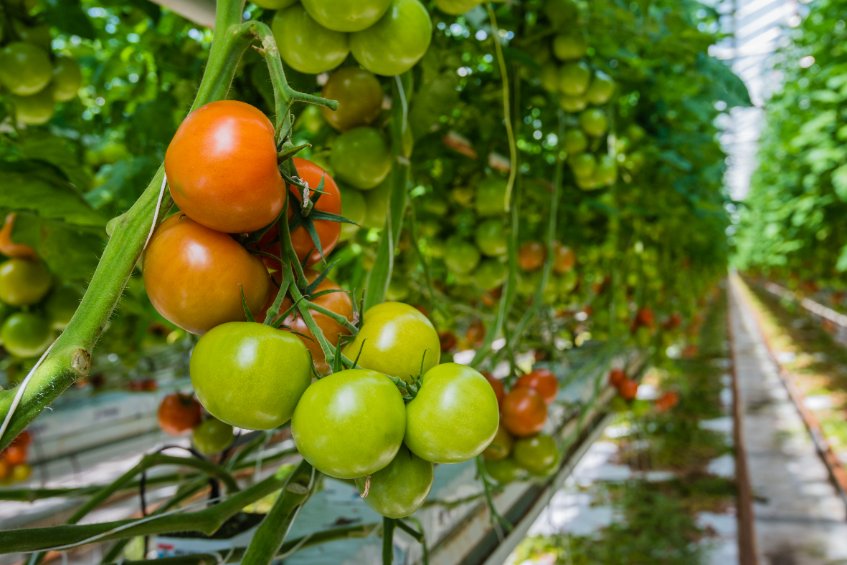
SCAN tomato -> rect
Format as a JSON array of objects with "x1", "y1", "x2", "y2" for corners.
[
  {"x1": 165, "y1": 100, "x2": 284, "y2": 234},
  {"x1": 405, "y1": 363, "x2": 499, "y2": 463},
  {"x1": 465, "y1": 318, "x2": 486, "y2": 346},
  {"x1": 483, "y1": 372, "x2": 505, "y2": 406},
  {"x1": 349, "y1": 0, "x2": 432, "y2": 76},
  {"x1": 475, "y1": 220, "x2": 508, "y2": 257},
  {"x1": 3, "y1": 444, "x2": 27, "y2": 466},
  {"x1": 292, "y1": 369, "x2": 406, "y2": 478},
  {"x1": 594, "y1": 154, "x2": 617, "y2": 186},
  {"x1": 552, "y1": 33, "x2": 587, "y2": 61},
  {"x1": 157, "y1": 393, "x2": 202, "y2": 435},
  {"x1": 579, "y1": 108, "x2": 608, "y2": 137},
  {"x1": 513, "y1": 434, "x2": 559, "y2": 476},
  {"x1": 558, "y1": 62, "x2": 591, "y2": 96},
  {"x1": 45, "y1": 285, "x2": 80, "y2": 330},
  {"x1": 434, "y1": 0, "x2": 481, "y2": 14},
  {"x1": 302, "y1": 0, "x2": 391, "y2": 32},
  {"x1": 252, "y1": 0, "x2": 297, "y2": 8},
  {"x1": 558, "y1": 94, "x2": 587, "y2": 113},
  {"x1": 10, "y1": 463, "x2": 31, "y2": 483},
  {"x1": 362, "y1": 177, "x2": 392, "y2": 229},
  {"x1": 0, "y1": 258, "x2": 50, "y2": 306},
  {"x1": 51, "y1": 56, "x2": 83, "y2": 102},
  {"x1": 608, "y1": 368, "x2": 626, "y2": 387},
  {"x1": 482, "y1": 424, "x2": 513, "y2": 461},
  {"x1": 563, "y1": 130, "x2": 587, "y2": 156},
  {"x1": 192, "y1": 418, "x2": 235, "y2": 455},
  {"x1": 1, "y1": 312, "x2": 52, "y2": 358},
  {"x1": 191, "y1": 322, "x2": 311, "y2": 430},
  {"x1": 0, "y1": 461, "x2": 8, "y2": 481},
  {"x1": 585, "y1": 71, "x2": 615, "y2": 105},
  {"x1": 339, "y1": 186, "x2": 367, "y2": 239},
  {"x1": 0, "y1": 42, "x2": 52, "y2": 95},
  {"x1": 484, "y1": 458, "x2": 526, "y2": 485},
  {"x1": 343, "y1": 302, "x2": 440, "y2": 382},
  {"x1": 475, "y1": 176, "x2": 508, "y2": 217},
  {"x1": 444, "y1": 239, "x2": 480, "y2": 276},
  {"x1": 273, "y1": 5, "x2": 349, "y2": 75},
  {"x1": 355, "y1": 446, "x2": 433, "y2": 518},
  {"x1": 551, "y1": 242, "x2": 575, "y2": 273},
  {"x1": 331, "y1": 127, "x2": 392, "y2": 190},
  {"x1": 321, "y1": 67, "x2": 383, "y2": 132},
  {"x1": 618, "y1": 379, "x2": 638, "y2": 400},
  {"x1": 502, "y1": 387, "x2": 547, "y2": 437},
  {"x1": 473, "y1": 260, "x2": 507, "y2": 291},
  {"x1": 515, "y1": 368, "x2": 558, "y2": 404},
  {"x1": 281, "y1": 271, "x2": 353, "y2": 374},
  {"x1": 289, "y1": 157, "x2": 342, "y2": 265},
  {"x1": 143, "y1": 214, "x2": 270, "y2": 334},
  {"x1": 518, "y1": 241, "x2": 546, "y2": 272},
  {"x1": 540, "y1": 64, "x2": 559, "y2": 93},
  {"x1": 569, "y1": 153, "x2": 595, "y2": 179},
  {"x1": 0, "y1": 214, "x2": 35, "y2": 259},
  {"x1": 655, "y1": 390, "x2": 679, "y2": 412}
]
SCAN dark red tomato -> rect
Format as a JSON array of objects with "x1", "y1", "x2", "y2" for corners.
[
  {"x1": 618, "y1": 379, "x2": 638, "y2": 401},
  {"x1": 439, "y1": 330, "x2": 457, "y2": 351},
  {"x1": 482, "y1": 371, "x2": 505, "y2": 407},
  {"x1": 608, "y1": 368, "x2": 626, "y2": 387},
  {"x1": 157, "y1": 393, "x2": 203, "y2": 435},
  {"x1": 515, "y1": 368, "x2": 558, "y2": 404},
  {"x1": 165, "y1": 100, "x2": 284, "y2": 234},
  {"x1": 143, "y1": 214, "x2": 271, "y2": 334},
  {"x1": 655, "y1": 390, "x2": 679, "y2": 412},
  {"x1": 501, "y1": 387, "x2": 547, "y2": 437}
]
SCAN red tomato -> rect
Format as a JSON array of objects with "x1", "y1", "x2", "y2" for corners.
[
  {"x1": 482, "y1": 371, "x2": 505, "y2": 407},
  {"x1": 501, "y1": 387, "x2": 547, "y2": 437},
  {"x1": 608, "y1": 368, "x2": 626, "y2": 387},
  {"x1": 515, "y1": 368, "x2": 558, "y2": 404},
  {"x1": 157, "y1": 393, "x2": 203, "y2": 435},
  {"x1": 618, "y1": 379, "x2": 638, "y2": 401},
  {"x1": 655, "y1": 391, "x2": 679, "y2": 412},
  {"x1": 3, "y1": 444, "x2": 27, "y2": 466}
]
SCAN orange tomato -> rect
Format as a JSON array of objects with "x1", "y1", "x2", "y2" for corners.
[
  {"x1": 518, "y1": 241, "x2": 546, "y2": 272},
  {"x1": 515, "y1": 368, "x2": 558, "y2": 404},
  {"x1": 501, "y1": 387, "x2": 547, "y2": 437}
]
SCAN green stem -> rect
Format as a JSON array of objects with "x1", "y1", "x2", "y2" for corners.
[{"x1": 382, "y1": 517, "x2": 396, "y2": 565}]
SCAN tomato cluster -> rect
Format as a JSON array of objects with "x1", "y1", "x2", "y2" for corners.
[
  {"x1": 265, "y1": 0, "x2": 432, "y2": 76},
  {"x1": 157, "y1": 392, "x2": 235, "y2": 455},
  {"x1": 482, "y1": 368, "x2": 562, "y2": 484},
  {"x1": 0, "y1": 215, "x2": 79, "y2": 361},
  {"x1": 608, "y1": 368, "x2": 639, "y2": 401},
  {"x1": 0, "y1": 3, "x2": 82, "y2": 125},
  {"x1": 0, "y1": 431, "x2": 32, "y2": 485}
]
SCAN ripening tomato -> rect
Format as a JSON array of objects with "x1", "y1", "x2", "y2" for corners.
[
  {"x1": 157, "y1": 393, "x2": 203, "y2": 435},
  {"x1": 273, "y1": 5, "x2": 349, "y2": 75},
  {"x1": 405, "y1": 363, "x2": 500, "y2": 463},
  {"x1": 483, "y1": 372, "x2": 505, "y2": 407},
  {"x1": 10, "y1": 463, "x2": 32, "y2": 483},
  {"x1": 518, "y1": 241, "x2": 546, "y2": 272},
  {"x1": 3, "y1": 444, "x2": 27, "y2": 466},
  {"x1": 482, "y1": 424, "x2": 513, "y2": 461},
  {"x1": 1, "y1": 312, "x2": 52, "y2": 358},
  {"x1": 192, "y1": 418, "x2": 234, "y2": 455},
  {"x1": 618, "y1": 379, "x2": 638, "y2": 400},
  {"x1": 321, "y1": 67, "x2": 384, "y2": 132},
  {"x1": 165, "y1": 101, "x2": 284, "y2": 233},
  {"x1": 143, "y1": 215, "x2": 271, "y2": 334},
  {"x1": 343, "y1": 302, "x2": 440, "y2": 383},
  {"x1": 608, "y1": 368, "x2": 626, "y2": 388},
  {"x1": 355, "y1": 446, "x2": 433, "y2": 518},
  {"x1": 349, "y1": 0, "x2": 432, "y2": 76},
  {"x1": 286, "y1": 157, "x2": 342, "y2": 266},
  {"x1": 513, "y1": 434, "x2": 559, "y2": 476},
  {"x1": 515, "y1": 368, "x2": 558, "y2": 404},
  {"x1": 502, "y1": 386, "x2": 547, "y2": 437},
  {"x1": 191, "y1": 322, "x2": 312, "y2": 430},
  {"x1": 0, "y1": 258, "x2": 51, "y2": 306},
  {"x1": 292, "y1": 369, "x2": 406, "y2": 478},
  {"x1": 0, "y1": 214, "x2": 36, "y2": 259},
  {"x1": 655, "y1": 391, "x2": 679, "y2": 412},
  {"x1": 0, "y1": 42, "x2": 52, "y2": 95},
  {"x1": 331, "y1": 127, "x2": 392, "y2": 190},
  {"x1": 302, "y1": 0, "x2": 392, "y2": 32},
  {"x1": 552, "y1": 242, "x2": 575, "y2": 273}
]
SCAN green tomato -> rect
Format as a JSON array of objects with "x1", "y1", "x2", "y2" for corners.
[
  {"x1": 14, "y1": 23, "x2": 51, "y2": 49},
  {"x1": 444, "y1": 239, "x2": 480, "y2": 275},
  {"x1": 552, "y1": 33, "x2": 587, "y2": 61},
  {"x1": 485, "y1": 458, "x2": 526, "y2": 484},
  {"x1": 50, "y1": 56, "x2": 83, "y2": 102},
  {"x1": 350, "y1": 0, "x2": 432, "y2": 76},
  {"x1": 475, "y1": 219, "x2": 508, "y2": 257},
  {"x1": 385, "y1": 278, "x2": 410, "y2": 301},
  {"x1": 579, "y1": 108, "x2": 608, "y2": 137},
  {"x1": 321, "y1": 67, "x2": 384, "y2": 132},
  {"x1": 292, "y1": 369, "x2": 406, "y2": 478},
  {"x1": 192, "y1": 418, "x2": 234, "y2": 455},
  {"x1": 252, "y1": 0, "x2": 297, "y2": 8},
  {"x1": 340, "y1": 186, "x2": 367, "y2": 240},
  {"x1": 342, "y1": 302, "x2": 440, "y2": 382},
  {"x1": 302, "y1": 0, "x2": 391, "y2": 32},
  {"x1": 362, "y1": 177, "x2": 392, "y2": 229},
  {"x1": 558, "y1": 61, "x2": 591, "y2": 97},
  {"x1": 434, "y1": 0, "x2": 481, "y2": 15},
  {"x1": 44, "y1": 285, "x2": 80, "y2": 330},
  {"x1": 563, "y1": 129, "x2": 588, "y2": 155},
  {"x1": 272, "y1": 5, "x2": 349, "y2": 74},
  {"x1": 568, "y1": 153, "x2": 596, "y2": 179},
  {"x1": 540, "y1": 64, "x2": 559, "y2": 93},
  {"x1": 512, "y1": 434, "x2": 559, "y2": 476},
  {"x1": 474, "y1": 260, "x2": 507, "y2": 291},
  {"x1": 585, "y1": 71, "x2": 615, "y2": 105},
  {"x1": 558, "y1": 94, "x2": 587, "y2": 113},
  {"x1": 0, "y1": 42, "x2": 52, "y2": 95},
  {"x1": 595, "y1": 154, "x2": 618, "y2": 186},
  {"x1": 331, "y1": 127, "x2": 392, "y2": 190},
  {"x1": 11, "y1": 88, "x2": 55, "y2": 126},
  {"x1": 0, "y1": 259, "x2": 52, "y2": 306},
  {"x1": 1, "y1": 312, "x2": 52, "y2": 358},
  {"x1": 355, "y1": 446, "x2": 433, "y2": 518},
  {"x1": 544, "y1": 0, "x2": 578, "y2": 28},
  {"x1": 405, "y1": 363, "x2": 500, "y2": 463},
  {"x1": 190, "y1": 322, "x2": 312, "y2": 430},
  {"x1": 475, "y1": 176, "x2": 508, "y2": 216},
  {"x1": 483, "y1": 424, "x2": 513, "y2": 461}
]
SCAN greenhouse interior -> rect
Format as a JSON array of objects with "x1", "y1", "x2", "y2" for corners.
[{"x1": 0, "y1": 0, "x2": 845, "y2": 563}]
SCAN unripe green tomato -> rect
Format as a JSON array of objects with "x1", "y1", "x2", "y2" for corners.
[
  {"x1": 0, "y1": 259, "x2": 52, "y2": 306},
  {"x1": 483, "y1": 424, "x2": 513, "y2": 461},
  {"x1": 331, "y1": 127, "x2": 392, "y2": 190},
  {"x1": 355, "y1": 446, "x2": 433, "y2": 518},
  {"x1": 385, "y1": 278, "x2": 409, "y2": 301},
  {"x1": 558, "y1": 61, "x2": 591, "y2": 97},
  {"x1": 50, "y1": 56, "x2": 83, "y2": 102},
  {"x1": 516, "y1": 272, "x2": 540, "y2": 297},
  {"x1": 350, "y1": 0, "x2": 432, "y2": 76},
  {"x1": 302, "y1": 0, "x2": 391, "y2": 32},
  {"x1": 192, "y1": 418, "x2": 234, "y2": 455},
  {"x1": 339, "y1": 186, "x2": 367, "y2": 240},
  {"x1": 595, "y1": 154, "x2": 618, "y2": 186},
  {"x1": 14, "y1": 23, "x2": 51, "y2": 48},
  {"x1": 434, "y1": 0, "x2": 481, "y2": 15},
  {"x1": 579, "y1": 108, "x2": 608, "y2": 137},
  {"x1": 272, "y1": 5, "x2": 349, "y2": 75},
  {"x1": 475, "y1": 176, "x2": 508, "y2": 217},
  {"x1": 540, "y1": 64, "x2": 559, "y2": 93},
  {"x1": 321, "y1": 67, "x2": 384, "y2": 132},
  {"x1": 512, "y1": 434, "x2": 559, "y2": 476},
  {"x1": 552, "y1": 33, "x2": 587, "y2": 61},
  {"x1": 563, "y1": 129, "x2": 588, "y2": 155},
  {"x1": 544, "y1": 0, "x2": 578, "y2": 28},
  {"x1": 1, "y1": 312, "x2": 52, "y2": 358},
  {"x1": 475, "y1": 219, "x2": 508, "y2": 257},
  {"x1": 474, "y1": 260, "x2": 507, "y2": 291},
  {"x1": 292, "y1": 369, "x2": 406, "y2": 478},
  {"x1": 558, "y1": 94, "x2": 587, "y2": 113},
  {"x1": 405, "y1": 363, "x2": 500, "y2": 463},
  {"x1": 444, "y1": 239, "x2": 480, "y2": 275},
  {"x1": 342, "y1": 302, "x2": 440, "y2": 382},
  {"x1": 190, "y1": 323, "x2": 311, "y2": 430},
  {"x1": 11, "y1": 88, "x2": 55, "y2": 125},
  {"x1": 252, "y1": 0, "x2": 297, "y2": 9},
  {"x1": 585, "y1": 71, "x2": 615, "y2": 105},
  {"x1": 484, "y1": 458, "x2": 526, "y2": 484},
  {"x1": 569, "y1": 153, "x2": 596, "y2": 179},
  {"x1": 44, "y1": 285, "x2": 80, "y2": 330},
  {"x1": 0, "y1": 42, "x2": 52, "y2": 95}
]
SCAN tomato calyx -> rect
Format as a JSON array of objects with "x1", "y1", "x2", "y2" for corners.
[{"x1": 388, "y1": 374, "x2": 421, "y2": 401}]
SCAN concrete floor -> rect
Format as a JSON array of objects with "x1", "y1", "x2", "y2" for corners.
[{"x1": 730, "y1": 276, "x2": 847, "y2": 564}]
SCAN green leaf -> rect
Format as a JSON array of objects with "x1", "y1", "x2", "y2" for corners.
[
  {"x1": 12, "y1": 213, "x2": 103, "y2": 283},
  {"x1": 833, "y1": 164, "x2": 847, "y2": 202},
  {"x1": 45, "y1": 0, "x2": 96, "y2": 39}
]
